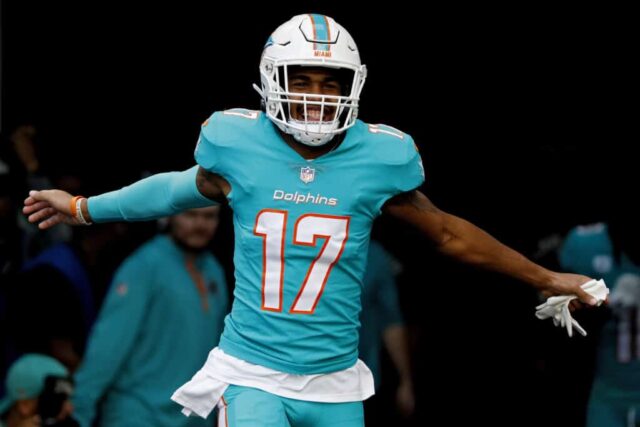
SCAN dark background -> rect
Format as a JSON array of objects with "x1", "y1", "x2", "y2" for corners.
[{"x1": 2, "y1": 2, "x2": 633, "y2": 426}]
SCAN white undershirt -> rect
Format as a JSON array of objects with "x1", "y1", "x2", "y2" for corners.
[{"x1": 171, "y1": 347, "x2": 375, "y2": 419}]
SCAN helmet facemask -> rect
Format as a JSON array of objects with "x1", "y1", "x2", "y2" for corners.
[{"x1": 262, "y1": 63, "x2": 363, "y2": 146}]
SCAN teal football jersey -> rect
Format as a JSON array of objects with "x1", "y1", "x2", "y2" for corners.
[
  {"x1": 195, "y1": 109, "x2": 424, "y2": 374},
  {"x1": 560, "y1": 223, "x2": 640, "y2": 401}
]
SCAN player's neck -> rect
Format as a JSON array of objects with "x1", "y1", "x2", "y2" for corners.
[{"x1": 281, "y1": 133, "x2": 343, "y2": 160}]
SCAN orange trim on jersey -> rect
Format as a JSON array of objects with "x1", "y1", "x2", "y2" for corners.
[{"x1": 220, "y1": 396, "x2": 229, "y2": 427}]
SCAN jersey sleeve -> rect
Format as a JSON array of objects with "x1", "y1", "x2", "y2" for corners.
[
  {"x1": 193, "y1": 109, "x2": 262, "y2": 193},
  {"x1": 392, "y1": 132, "x2": 425, "y2": 194},
  {"x1": 194, "y1": 112, "x2": 222, "y2": 172},
  {"x1": 366, "y1": 124, "x2": 426, "y2": 212}
]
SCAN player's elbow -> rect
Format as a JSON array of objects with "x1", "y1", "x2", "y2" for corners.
[
  {"x1": 435, "y1": 215, "x2": 481, "y2": 262},
  {"x1": 431, "y1": 212, "x2": 456, "y2": 248},
  {"x1": 437, "y1": 237, "x2": 487, "y2": 266}
]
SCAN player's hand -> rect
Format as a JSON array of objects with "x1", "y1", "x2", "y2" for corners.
[
  {"x1": 543, "y1": 272, "x2": 604, "y2": 310},
  {"x1": 23, "y1": 189, "x2": 82, "y2": 229}
]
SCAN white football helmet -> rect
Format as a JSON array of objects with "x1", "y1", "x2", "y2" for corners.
[{"x1": 253, "y1": 14, "x2": 367, "y2": 146}]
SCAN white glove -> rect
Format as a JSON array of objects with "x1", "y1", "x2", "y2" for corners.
[{"x1": 535, "y1": 279, "x2": 609, "y2": 337}]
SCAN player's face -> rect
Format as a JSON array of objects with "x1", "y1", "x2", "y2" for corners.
[
  {"x1": 287, "y1": 67, "x2": 342, "y2": 122},
  {"x1": 170, "y1": 206, "x2": 220, "y2": 251}
]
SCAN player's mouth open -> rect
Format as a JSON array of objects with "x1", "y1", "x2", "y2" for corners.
[{"x1": 297, "y1": 105, "x2": 335, "y2": 122}]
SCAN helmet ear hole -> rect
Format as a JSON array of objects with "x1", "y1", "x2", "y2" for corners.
[
  {"x1": 333, "y1": 68, "x2": 355, "y2": 97},
  {"x1": 277, "y1": 66, "x2": 288, "y2": 93}
]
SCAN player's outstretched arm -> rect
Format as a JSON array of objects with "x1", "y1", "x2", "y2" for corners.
[
  {"x1": 24, "y1": 166, "x2": 227, "y2": 229},
  {"x1": 383, "y1": 189, "x2": 598, "y2": 305}
]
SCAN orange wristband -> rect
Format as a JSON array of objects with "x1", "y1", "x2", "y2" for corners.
[{"x1": 70, "y1": 195, "x2": 85, "y2": 217}]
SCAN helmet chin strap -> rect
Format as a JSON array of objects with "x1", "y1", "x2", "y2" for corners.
[
  {"x1": 292, "y1": 132, "x2": 335, "y2": 147},
  {"x1": 287, "y1": 118, "x2": 339, "y2": 146}
]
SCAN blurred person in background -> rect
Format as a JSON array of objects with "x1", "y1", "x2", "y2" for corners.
[
  {"x1": 0, "y1": 174, "x2": 21, "y2": 275},
  {"x1": 0, "y1": 353, "x2": 79, "y2": 427},
  {"x1": 359, "y1": 240, "x2": 415, "y2": 424},
  {"x1": 3, "y1": 220, "x2": 128, "y2": 373},
  {"x1": 5, "y1": 123, "x2": 74, "y2": 259},
  {"x1": 72, "y1": 206, "x2": 228, "y2": 427},
  {"x1": 558, "y1": 205, "x2": 640, "y2": 427}
]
